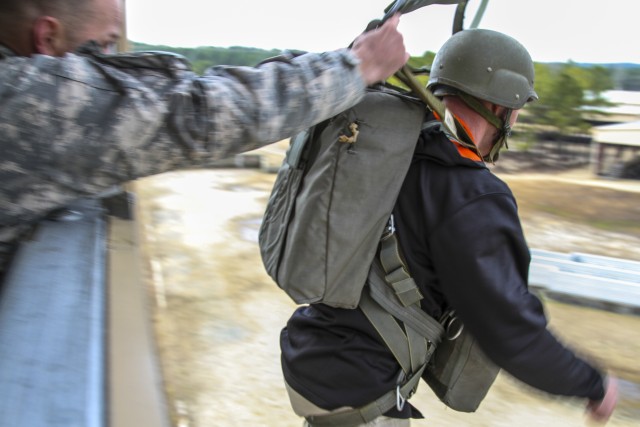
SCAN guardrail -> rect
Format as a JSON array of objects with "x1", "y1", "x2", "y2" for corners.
[
  {"x1": 529, "y1": 248, "x2": 640, "y2": 315},
  {"x1": 0, "y1": 199, "x2": 108, "y2": 427},
  {"x1": 0, "y1": 194, "x2": 170, "y2": 427}
]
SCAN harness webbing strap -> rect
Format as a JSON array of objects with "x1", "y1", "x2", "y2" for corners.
[
  {"x1": 307, "y1": 231, "x2": 444, "y2": 426},
  {"x1": 368, "y1": 261, "x2": 444, "y2": 347},
  {"x1": 379, "y1": 233, "x2": 423, "y2": 307},
  {"x1": 390, "y1": 277, "x2": 422, "y2": 308},
  {"x1": 458, "y1": 92, "x2": 504, "y2": 130},
  {"x1": 406, "y1": 323, "x2": 428, "y2": 373},
  {"x1": 360, "y1": 291, "x2": 412, "y2": 375},
  {"x1": 305, "y1": 363, "x2": 427, "y2": 427},
  {"x1": 307, "y1": 235, "x2": 445, "y2": 426}
]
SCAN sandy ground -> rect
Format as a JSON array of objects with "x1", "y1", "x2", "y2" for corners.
[{"x1": 133, "y1": 163, "x2": 640, "y2": 427}]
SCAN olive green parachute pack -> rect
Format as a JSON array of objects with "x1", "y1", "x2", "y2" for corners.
[
  {"x1": 259, "y1": 83, "x2": 426, "y2": 309},
  {"x1": 258, "y1": 1, "x2": 499, "y2": 424}
]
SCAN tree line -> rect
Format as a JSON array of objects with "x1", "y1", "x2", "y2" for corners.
[{"x1": 132, "y1": 42, "x2": 640, "y2": 136}]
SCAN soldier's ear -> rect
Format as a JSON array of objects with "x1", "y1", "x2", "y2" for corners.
[{"x1": 32, "y1": 16, "x2": 65, "y2": 56}]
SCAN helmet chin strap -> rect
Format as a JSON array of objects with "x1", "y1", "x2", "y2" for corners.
[
  {"x1": 457, "y1": 92, "x2": 512, "y2": 163},
  {"x1": 486, "y1": 109, "x2": 512, "y2": 163}
]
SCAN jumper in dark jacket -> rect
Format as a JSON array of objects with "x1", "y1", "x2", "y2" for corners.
[{"x1": 281, "y1": 120, "x2": 605, "y2": 419}]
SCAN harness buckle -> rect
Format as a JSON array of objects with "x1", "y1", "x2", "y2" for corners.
[
  {"x1": 442, "y1": 311, "x2": 464, "y2": 341},
  {"x1": 385, "y1": 214, "x2": 396, "y2": 237},
  {"x1": 396, "y1": 385, "x2": 406, "y2": 411}
]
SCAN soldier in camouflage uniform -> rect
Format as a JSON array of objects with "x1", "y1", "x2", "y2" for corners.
[{"x1": 0, "y1": 0, "x2": 410, "y2": 275}]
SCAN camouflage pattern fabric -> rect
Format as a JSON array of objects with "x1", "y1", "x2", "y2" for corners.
[{"x1": 0, "y1": 42, "x2": 366, "y2": 273}]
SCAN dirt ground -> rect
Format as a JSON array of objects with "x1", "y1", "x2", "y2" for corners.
[{"x1": 133, "y1": 154, "x2": 640, "y2": 427}]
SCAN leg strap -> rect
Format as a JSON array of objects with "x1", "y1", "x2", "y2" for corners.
[
  {"x1": 360, "y1": 291, "x2": 416, "y2": 374},
  {"x1": 304, "y1": 364, "x2": 426, "y2": 427},
  {"x1": 305, "y1": 223, "x2": 446, "y2": 426},
  {"x1": 303, "y1": 290, "x2": 431, "y2": 427}
]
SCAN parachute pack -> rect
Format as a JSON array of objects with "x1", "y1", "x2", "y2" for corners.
[{"x1": 259, "y1": 84, "x2": 426, "y2": 309}]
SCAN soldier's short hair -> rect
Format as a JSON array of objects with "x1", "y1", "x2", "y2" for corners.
[
  {"x1": 0, "y1": 0, "x2": 95, "y2": 25},
  {"x1": 0, "y1": 0, "x2": 102, "y2": 47},
  {"x1": 0, "y1": 0, "x2": 87, "y2": 14}
]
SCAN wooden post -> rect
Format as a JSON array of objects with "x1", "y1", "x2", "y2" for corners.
[{"x1": 117, "y1": 0, "x2": 129, "y2": 52}]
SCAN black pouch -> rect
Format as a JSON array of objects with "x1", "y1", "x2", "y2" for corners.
[{"x1": 422, "y1": 312, "x2": 500, "y2": 412}]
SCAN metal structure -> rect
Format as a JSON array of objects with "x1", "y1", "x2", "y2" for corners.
[{"x1": 0, "y1": 194, "x2": 171, "y2": 427}]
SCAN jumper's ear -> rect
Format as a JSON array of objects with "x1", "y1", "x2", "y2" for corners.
[
  {"x1": 489, "y1": 102, "x2": 505, "y2": 116},
  {"x1": 32, "y1": 15, "x2": 65, "y2": 56}
]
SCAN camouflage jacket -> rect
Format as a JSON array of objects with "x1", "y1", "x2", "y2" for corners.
[{"x1": 0, "y1": 42, "x2": 366, "y2": 273}]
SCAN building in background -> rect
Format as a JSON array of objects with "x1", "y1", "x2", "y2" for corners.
[{"x1": 590, "y1": 91, "x2": 640, "y2": 177}]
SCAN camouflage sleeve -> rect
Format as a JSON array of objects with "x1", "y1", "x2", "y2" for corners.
[
  {"x1": 196, "y1": 50, "x2": 366, "y2": 157},
  {"x1": 0, "y1": 48, "x2": 366, "y2": 235}
]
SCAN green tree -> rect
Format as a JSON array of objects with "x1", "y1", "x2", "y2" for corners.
[
  {"x1": 620, "y1": 68, "x2": 640, "y2": 91},
  {"x1": 524, "y1": 62, "x2": 553, "y2": 125},
  {"x1": 563, "y1": 63, "x2": 613, "y2": 106},
  {"x1": 130, "y1": 42, "x2": 281, "y2": 69},
  {"x1": 191, "y1": 60, "x2": 213, "y2": 74},
  {"x1": 528, "y1": 63, "x2": 613, "y2": 134},
  {"x1": 545, "y1": 69, "x2": 586, "y2": 133},
  {"x1": 585, "y1": 65, "x2": 614, "y2": 98}
]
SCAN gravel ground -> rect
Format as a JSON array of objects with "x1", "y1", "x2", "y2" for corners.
[{"x1": 133, "y1": 164, "x2": 640, "y2": 427}]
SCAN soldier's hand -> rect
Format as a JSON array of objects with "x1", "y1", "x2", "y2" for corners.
[
  {"x1": 586, "y1": 376, "x2": 619, "y2": 424},
  {"x1": 351, "y1": 14, "x2": 409, "y2": 85}
]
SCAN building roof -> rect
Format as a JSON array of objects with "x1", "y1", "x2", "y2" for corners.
[
  {"x1": 602, "y1": 90, "x2": 640, "y2": 106},
  {"x1": 593, "y1": 120, "x2": 640, "y2": 146},
  {"x1": 584, "y1": 90, "x2": 640, "y2": 124}
]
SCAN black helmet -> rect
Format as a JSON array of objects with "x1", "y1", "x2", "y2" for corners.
[{"x1": 427, "y1": 28, "x2": 537, "y2": 110}]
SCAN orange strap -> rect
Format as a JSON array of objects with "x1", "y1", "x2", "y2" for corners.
[
  {"x1": 433, "y1": 111, "x2": 482, "y2": 162},
  {"x1": 454, "y1": 143, "x2": 482, "y2": 161}
]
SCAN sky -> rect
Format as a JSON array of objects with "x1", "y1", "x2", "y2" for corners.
[{"x1": 126, "y1": 0, "x2": 640, "y2": 64}]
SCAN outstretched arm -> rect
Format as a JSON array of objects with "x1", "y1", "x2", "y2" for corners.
[{"x1": 0, "y1": 17, "x2": 408, "y2": 239}]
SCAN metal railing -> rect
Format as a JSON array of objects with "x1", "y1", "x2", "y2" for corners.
[
  {"x1": 529, "y1": 248, "x2": 640, "y2": 315},
  {"x1": 0, "y1": 199, "x2": 108, "y2": 426},
  {"x1": 0, "y1": 194, "x2": 170, "y2": 427}
]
